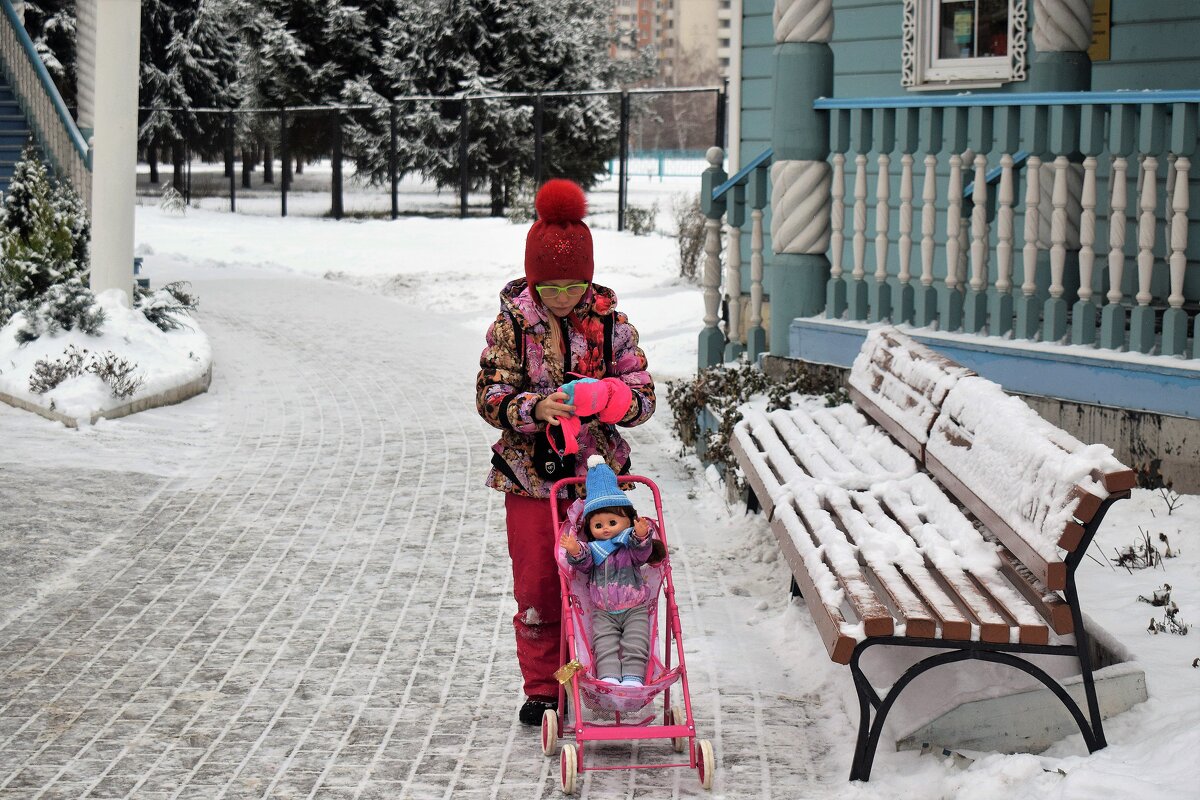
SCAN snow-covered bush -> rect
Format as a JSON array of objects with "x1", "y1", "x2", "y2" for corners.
[
  {"x1": 0, "y1": 146, "x2": 90, "y2": 302},
  {"x1": 134, "y1": 281, "x2": 198, "y2": 332},
  {"x1": 674, "y1": 193, "x2": 705, "y2": 282},
  {"x1": 625, "y1": 202, "x2": 659, "y2": 236},
  {"x1": 159, "y1": 185, "x2": 187, "y2": 215},
  {"x1": 13, "y1": 277, "x2": 105, "y2": 344},
  {"x1": 28, "y1": 344, "x2": 145, "y2": 400}
]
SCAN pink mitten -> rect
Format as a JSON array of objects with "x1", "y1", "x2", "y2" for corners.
[
  {"x1": 549, "y1": 415, "x2": 582, "y2": 456},
  {"x1": 569, "y1": 379, "x2": 612, "y2": 416},
  {"x1": 596, "y1": 378, "x2": 633, "y2": 424}
]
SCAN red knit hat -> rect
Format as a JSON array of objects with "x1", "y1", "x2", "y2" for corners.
[{"x1": 525, "y1": 179, "x2": 594, "y2": 287}]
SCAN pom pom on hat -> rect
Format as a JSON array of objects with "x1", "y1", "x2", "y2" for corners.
[
  {"x1": 587, "y1": 454, "x2": 605, "y2": 469},
  {"x1": 525, "y1": 179, "x2": 594, "y2": 288},
  {"x1": 535, "y1": 179, "x2": 587, "y2": 224}
]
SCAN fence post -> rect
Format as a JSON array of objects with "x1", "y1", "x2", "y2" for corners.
[
  {"x1": 280, "y1": 108, "x2": 289, "y2": 217},
  {"x1": 390, "y1": 103, "x2": 399, "y2": 220},
  {"x1": 533, "y1": 93, "x2": 544, "y2": 192},
  {"x1": 227, "y1": 112, "x2": 236, "y2": 213},
  {"x1": 332, "y1": 108, "x2": 344, "y2": 220},
  {"x1": 618, "y1": 91, "x2": 630, "y2": 232},
  {"x1": 459, "y1": 98, "x2": 470, "y2": 218},
  {"x1": 716, "y1": 79, "x2": 728, "y2": 149},
  {"x1": 224, "y1": 115, "x2": 234, "y2": 178}
]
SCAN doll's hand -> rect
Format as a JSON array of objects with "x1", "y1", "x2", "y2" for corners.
[
  {"x1": 632, "y1": 517, "x2": 651, "y2": 541},
  {"x1": 560, "y1": 532, "x2": 582, "y2": 557}
]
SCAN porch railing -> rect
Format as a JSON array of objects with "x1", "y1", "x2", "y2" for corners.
[
  {"x1": 0, "y1": 0, "x2": 91, "y2": 199},
  {"x1": 702, "y1": 91, "x2": 1200, "y2": 365}
]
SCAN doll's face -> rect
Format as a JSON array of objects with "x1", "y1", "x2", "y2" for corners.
[{"x1": 589, "y1": 511, "x2": 629, "y2": 541}]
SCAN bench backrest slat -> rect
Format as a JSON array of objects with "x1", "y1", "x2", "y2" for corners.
[
  {"x1": 925, "y1": 376, "x2": 1129, "y2": 591},
  {"x1": 848, "y1": 329, "x2": 975, "y2": 460}
]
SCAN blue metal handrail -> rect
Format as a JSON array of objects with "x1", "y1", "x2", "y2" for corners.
[
  {"x1": 815, "y1": 90, "x2": 1200, "y2": 110},
  {"x1": 963, "y1": 150, "x2": 1029, "y2": 197},
  {"x1": 0, "y1": 0, "x2": 89, "y2": 163},
  {"x1": 712, "y1": 147, "x2": 773, "y2": 201}
]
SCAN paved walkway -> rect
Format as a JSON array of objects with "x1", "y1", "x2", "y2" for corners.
[{"x1": 0, "y1": 271, "x2": 834, "y2": 799}]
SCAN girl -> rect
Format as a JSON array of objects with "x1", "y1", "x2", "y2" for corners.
[{"x1": 476, "y1": 179, "x2": 655, "y2": 725}]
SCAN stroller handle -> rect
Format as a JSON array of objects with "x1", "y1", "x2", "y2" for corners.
[{"x1": 549, "y1": 475, "x2": 669, "y2": 549}]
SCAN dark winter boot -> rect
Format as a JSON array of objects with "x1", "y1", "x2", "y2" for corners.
[{"x1": 519, "y1": 696, "x2": 557, "y2": 726}]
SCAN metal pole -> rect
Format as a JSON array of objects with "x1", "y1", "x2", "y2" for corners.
[
  {"x1": 227, "y1": 112, "x2": 236, "y2": 212},
  {"x1": 331, "y1": 108, "x2": 343, "y2": 220},
  {"x1": 618, "y1": 91, "x2": 630, "y2": 232},
  {"x1": 280, "y1": 108, "x2": 289, "y2": 217},
  {"x1": 184, "y1": 119, "x2": 192, "y2": 204},
  {"x1": 459, "y1": 98, "x2": 470, "y2": 219},
  {"x1": 533, "y1": 93, "x2": 543, "y2": 192},
  {"x1": 390, "y1": 103, "x2": 399, "y2": 220},
  {"x1": 716, "y1": 78, "x2": 728, "y2": 149}
]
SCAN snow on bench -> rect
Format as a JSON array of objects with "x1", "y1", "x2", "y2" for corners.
[{"x1": 730, "y1": 327, "x2": 1134, "y2": 780}]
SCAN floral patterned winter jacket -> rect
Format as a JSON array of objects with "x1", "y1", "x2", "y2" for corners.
[{"x1": 476, "y1": 279, "x2": 655, "y2": 499}]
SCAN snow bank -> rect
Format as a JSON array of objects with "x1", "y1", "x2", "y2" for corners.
[{"x1": 0, "y1": 289, "x2": 212, "y2": 426}]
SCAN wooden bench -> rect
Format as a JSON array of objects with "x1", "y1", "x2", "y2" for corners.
[{"x1": 731, "y1": 328, "x2": 1135, "y2": 781}]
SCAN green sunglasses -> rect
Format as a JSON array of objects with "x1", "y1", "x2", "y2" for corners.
[{"x1": 535, "y1": 282, "x2": 590, "y2": 299}]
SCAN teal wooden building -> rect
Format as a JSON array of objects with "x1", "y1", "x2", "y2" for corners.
[{"x1": 700, "y1": 0, "x2": 1200, "y2": 489}]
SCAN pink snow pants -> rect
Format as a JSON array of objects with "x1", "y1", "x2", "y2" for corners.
[{"x1": 505, "y1": 493, "x2": 569, "y2": 700}]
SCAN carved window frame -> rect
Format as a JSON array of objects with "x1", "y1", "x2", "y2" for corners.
[{"x1": 902, "y1": 0, "x2": 1027, "y2": 90}]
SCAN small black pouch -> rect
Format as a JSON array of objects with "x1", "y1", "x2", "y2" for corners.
[{"x1": 532, "y1": 427, "x2": 576, "y2": 481}]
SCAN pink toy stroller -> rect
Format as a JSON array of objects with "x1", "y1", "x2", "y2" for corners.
[{"x1": 540, "y1": 475, "x2": 713, "y2": 794}]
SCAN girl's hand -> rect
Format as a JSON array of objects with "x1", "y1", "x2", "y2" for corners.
[
  {"x1": 536, "y1": 391, "x2": 575, "y2": 426},
  {"x1": 633, "y1": 517, "x2": 651, "y2": 541},
  {"x1": 560, "y1": 532, "x2": 582, "y2": 556}
]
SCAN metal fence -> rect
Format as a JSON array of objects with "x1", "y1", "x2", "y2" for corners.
[{"x1": 138, "y1": 84, "x2": 726, "y2": 229}]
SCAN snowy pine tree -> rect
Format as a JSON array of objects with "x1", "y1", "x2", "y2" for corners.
[
  {"x1": 23, "y1": 0, "x2": 77, "y2": 107},
  {"x1": 138, "y1": 0, "x2": 239, "y2": 173},
  {"x1": 344, "y1": 0, "x2": 647, "y2": 213},
  {"x1": 0, "y1": 147, "x2": 88, "y2": 301}
]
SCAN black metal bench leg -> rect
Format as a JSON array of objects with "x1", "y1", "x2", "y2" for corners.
[
  {"x1": 789, "y1": 576, "x2": 803, "y2": 599},
  {"x1": 848, "y1": 648, "x2": 880, "y2": 781},
  {"x1": 1067, "y1": 576, "x2": 1107, "y2": 750}
]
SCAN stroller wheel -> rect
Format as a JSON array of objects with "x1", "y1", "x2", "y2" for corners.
[
  {"x1": 560, "y1": 743, "x2": 578, "y2": 794},
  {"x1": 668, "y1": 706, "x2": 686, "y2": 753},
  {"x1": 697, "y1": 739, "x2": 714, "y2": 790},
  {"x1": 541, "y1": 708, "x2": 558, "y2": 756}
]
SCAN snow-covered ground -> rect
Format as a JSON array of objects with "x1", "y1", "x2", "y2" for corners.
[
  {"x1": 0, "y1": 178, "x2": 1195, "y2": 799},
  {"x1": 0, "y1": 289, "x2": 211, "y2": 424}
]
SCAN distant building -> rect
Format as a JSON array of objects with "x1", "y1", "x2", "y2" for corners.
[{"x1": 612, "y1": 0, "x2": 733, "y2": 82}]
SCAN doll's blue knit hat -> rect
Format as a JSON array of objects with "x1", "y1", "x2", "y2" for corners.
[{"x1": 583, "y1": 455, "x2": 633, "y2": 516}]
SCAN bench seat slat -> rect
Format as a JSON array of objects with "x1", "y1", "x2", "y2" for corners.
[
  {"x1": 792, "y1": 497, "x2": 895, "y2": 638},
  {"x1": 771, "y1": 506, "x2": 859, "y2": 664},
  {"x1": 840, "y1": 491, "x2": 973, "y2": 640}
]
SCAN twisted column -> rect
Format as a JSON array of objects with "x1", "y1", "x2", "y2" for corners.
[
  {"x1": 768, "y1": 0, "x2": 834, "y2": 354},
  {"x1": 1033, "y1": 0, "x2": 1093, "y2": 53}
]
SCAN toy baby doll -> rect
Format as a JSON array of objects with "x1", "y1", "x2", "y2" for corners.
[{"x1": 560, "y1": 455, "x2": 665, "y2": 686}]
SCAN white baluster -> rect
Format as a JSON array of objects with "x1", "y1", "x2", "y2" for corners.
[
  {"x1": 702, "y1": 216, "x2": 723, "y2": 331},
  {"x1": 750, "y1": 206, "x2": 764, "y2": 331},
  {"x1": 831, "y1": 153, "x2": 845, "y2": 282},
  {"x1": 899, "y1": 153, "x2": 914, "y2": 289},
  {"x1": 996, "y1": 154, "x2": 1015, "y2": 295},
  {"x1": 1078, "y1": 156, "x2": 1098, "y2": 304},
  {"x1": 1136, "y1": 156, "x2": 1157, "y2": 308},
  {"x1": 921, "y1": 154, "x2": 937, "y2": 288},
  {"x1": 875, "y1": 152, "x2": 891, "y2": 285},
  {"x1": 726, "y1": 219, "x2": 743, "y2": 344},
  {"x1": 1169, "y1": 156, "x2": 1190, "y2": 311},
  {"x1": 945, "y1": 152, "x2": 963, "y2": 290},
  {"x1": 853, "y1": 153, "x2": 868, "y2": 282},
  {"x1": 1106, "y1": 157, "x2": 1128, "y2": 306},
  {"x1": 970, "y1": 153, "x2": 989, "y2": 292},
  {"x1": 1049, "y1": 155, "x2": 1069, "y2": 301}
]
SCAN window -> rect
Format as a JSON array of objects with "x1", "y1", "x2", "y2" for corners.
[{"x1": 903, "y1": 0, "x2": 1027, "y2": 89}]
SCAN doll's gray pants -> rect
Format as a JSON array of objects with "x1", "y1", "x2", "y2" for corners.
[{"x1": 592, "y1": 605, "x2": 650, "y2": 680}]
